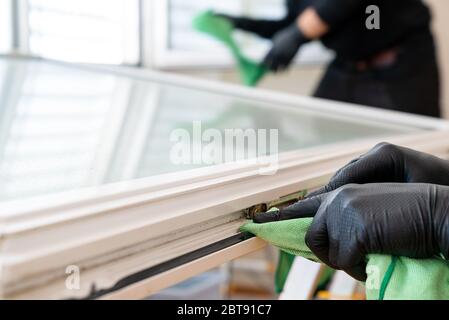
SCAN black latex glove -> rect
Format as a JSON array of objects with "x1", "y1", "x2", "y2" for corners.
[
  {"x1": 309, "y1": 142, "x2": 449, "y2": 198},
  {"x1": 255, "y1": 183, "x2": 449, "y2": 281},
  {"x1": 263, "y1": 24, "x2": 309, "y2": 72},
  {"x1": 213, "y1": 13, "x2": 292, "y2": 39}
]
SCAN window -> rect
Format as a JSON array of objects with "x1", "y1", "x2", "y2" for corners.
[
  {"x1": 0, "y1": 0, "x2": 13, "y2": 53},
  {"x1": 20, "y1": 0, "x2": 140, "y2": 64},
  {"x1": 7, "y1": 0, "x2": 331, "y2": 68},
  {"x1": 151, "y1": 0, "x2": 333, "y2": 68}
]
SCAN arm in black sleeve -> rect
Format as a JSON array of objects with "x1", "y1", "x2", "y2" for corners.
[
  {"x1": 229, "y1": 17, "x2": 293, "y2": 39},
  {"x1": 217, "y1": 0, "x2": 300, "y2": 39},
  {"x1": 311, "y1": 0, "x2": 362, "y2": 29}
]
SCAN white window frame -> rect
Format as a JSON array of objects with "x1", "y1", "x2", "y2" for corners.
[
  {"x1": 2, "y1": 60, "x2": 449, "y2": 299},
  {"x1": 147, "y1": 0, "x2": 333, "y2": 69},
  {"x1": 14, "y1": 0, "x2": 31, "y2": 54}
]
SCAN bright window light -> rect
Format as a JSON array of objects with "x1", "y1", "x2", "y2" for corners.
[
  {"x1": 0, "y1": 0, "x2": 13, "y2": 53},
  {"x1": 26, "y1": 0, "x2": 140, "y2": 64}
]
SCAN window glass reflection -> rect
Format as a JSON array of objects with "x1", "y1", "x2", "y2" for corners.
[{"x1": 0, "y1": 58, "x2": 419, "y2": 201}]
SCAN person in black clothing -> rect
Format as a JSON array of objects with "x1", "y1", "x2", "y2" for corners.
[{"x1": 216, "y1": 0, "x2": 441, "y2": 118}]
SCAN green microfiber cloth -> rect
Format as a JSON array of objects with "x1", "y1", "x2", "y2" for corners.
[
  {"x1": 192, "y1": 10, "x2": 267, "y2": 87},
  {"x1": 241, "y1": 214, "x2": 449, "y2": 300}
]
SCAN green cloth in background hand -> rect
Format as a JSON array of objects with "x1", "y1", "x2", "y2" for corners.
[
  {"x1": 192, "y1": 11, "x2": 267, "y2": 86},
  {"x1": 274, "y1": 251, "x2": 295, "y2": 294},
  {"x1": 241, "y1": 216, "x2": 449, "y2": 300},
  {"x1": 275, "y1": 251, "x2": 334, "y2": 294}
]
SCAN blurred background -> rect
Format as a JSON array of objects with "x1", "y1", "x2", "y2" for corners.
[{"x1": 1, "y1": 0, "x2": 447, "y2": 116}]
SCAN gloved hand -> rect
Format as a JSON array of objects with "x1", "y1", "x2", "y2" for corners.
[
  {"x1": 309, "y1": 142, "x2": 449, "y2": 198},
  {"x1": 255, "y1": 183, "x2": 449, "y2": 281},
  {"x1": 263, "y1": 23, "x2": 309, "y2": 72},
  {"x1": 212, "y1": 13, "x2": 290, "y2": 39}
]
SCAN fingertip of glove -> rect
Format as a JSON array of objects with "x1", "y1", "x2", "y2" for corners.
[
  {"x1": 346, "y1": 263, "x2": 368, "y2": 282},
  {"x1": 262, "y1": 60, "x2": 274, "y2": 72},
  {"x1": 253, "y1": 211, "x2": 280, "y2": 224},
  {"x1": 262, "y1": 54, "x2": 277, "y2": 72}
]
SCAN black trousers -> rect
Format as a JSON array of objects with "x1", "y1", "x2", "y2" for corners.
[{"x1": 314, "y1": 45, "x2": 441, "y2": 118}]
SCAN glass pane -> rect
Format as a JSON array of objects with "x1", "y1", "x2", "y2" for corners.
[{"x1": 0, "y1": 58, "x2": 422, "y2": 201}]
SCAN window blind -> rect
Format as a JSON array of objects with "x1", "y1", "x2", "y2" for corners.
[
  {"x1": 26, "y1": 0, "x2": 140, "y2": 64},
  {"x1": 0, "y1": 0, "x2": 13, "y2": 53}
]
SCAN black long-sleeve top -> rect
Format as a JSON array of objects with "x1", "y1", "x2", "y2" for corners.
[{"x1": 249, "y1": 0, "x2": 434, "y2": 61}]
